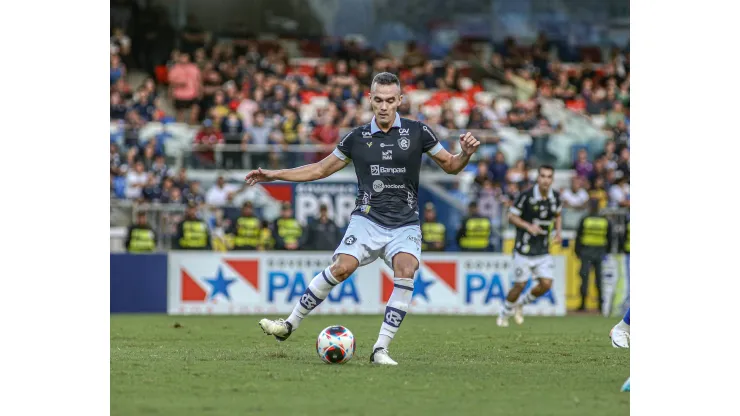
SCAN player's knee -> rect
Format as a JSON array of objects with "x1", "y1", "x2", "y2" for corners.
[
  {"x1": 513, "y1": 282, "x2": 528, "y2": 291},
  {"x1": 392, "y1": 254, "x2": 419, "y2": 279},
  {"x1": 538, "y1": 279, "x2": 553, "y2": 291},
  {"x1": 330, "y1": 255, "x2": 359, "y2": 281}
]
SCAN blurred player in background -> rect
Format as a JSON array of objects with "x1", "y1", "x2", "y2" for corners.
[
  {"x1": 246, "y1": 72, "x2": 480, "y2": 365},
  {"x1": 498, "y1": 165, "x2": 562, "y2": 327}
]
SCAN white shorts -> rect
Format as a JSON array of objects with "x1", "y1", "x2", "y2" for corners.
[
  {"x1": 512, "y1": 252, "x2": 555, "y2": 282},
  {"x1": 333, "y1": 215, "x2": 422, "y2": 269}
]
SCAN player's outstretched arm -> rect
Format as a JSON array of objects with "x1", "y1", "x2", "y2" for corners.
[
  {"x1": 245, "y1": 153, "x2": 349, "y2": 185},
  {"x1": 429, "y1": 132, "x2": 480, "y2": 174}
]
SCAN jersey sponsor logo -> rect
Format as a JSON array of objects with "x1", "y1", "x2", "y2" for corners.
[
  {"x1": 407, "y1": 234, "x2": 421, "y2": 247},
  {"x1": 362, "y1": 131, "x2": 372, "y2": 138},
  {"x1": 399, "y1": 128, "x2": 410, "y2": 135},
  {"x1": 370, "y1": 165, "x2": 406, "y2": 175},
  {"x1": 372, "y1": 180, "x2": 404, "y2": 193},
  {"x1": 380, "y1": 143, "x2": 393, "y2": 148},
  {"x1": 344, "y1": 235, "x2": 357, "y2": 245},
  {"x1": 366, "y1": 141, "x2": 373, "y2": 148},
  {"x1": 398, "y1": 137, "x2": 410, "y2": 150},
  {"x1": 422, "y1": 125, "x2": 438, "y2": 142},
  {"x1": 382, "y1": 150, "x2": 392, "y2": 160}
]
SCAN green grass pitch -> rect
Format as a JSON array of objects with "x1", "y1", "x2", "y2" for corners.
[{"x1": 111, "y1": 315, "x2": 629, "y2": 416}]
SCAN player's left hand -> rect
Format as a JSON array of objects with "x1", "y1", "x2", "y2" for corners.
[{"x1": 459, "y1": 132, "x2": 480, "y2": 156}]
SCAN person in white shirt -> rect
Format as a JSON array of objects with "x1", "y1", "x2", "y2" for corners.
[
  {"x1": 561, "y1": 176, "x2": 590, "y2": 209},
  {"x1": 125, "y1": 161, "x2": 149, "y2": 200},
  {"x1": 205, "y1": 176, "x2": 242, "y2": 207},
  {"x1": 608, "y1": 176, "x2": 630, "y2": 208}
]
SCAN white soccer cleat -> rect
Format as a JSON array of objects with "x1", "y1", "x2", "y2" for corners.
[
  {"x1": 496, "y1": 315, "x2": 510, "y2": 327},
  {"x1": 610, "y1": 325, "x2": 629, "y2": 348},
  {"x1": 513, "y1": 304, "x2": 524, "y2": 325},
  {"x1": 370, "y1": 348, "x2": 398, "y2": 365},
  {"x1": 259, "y1": 318, "x2": 293, "y2": 342}
]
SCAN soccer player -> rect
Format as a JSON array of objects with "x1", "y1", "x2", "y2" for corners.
[
  {"x1": 497, "y1": 165, "x2": 562, "y2": 327},
  {"x1": 610, "y1": 307, "x2": 630, "y2": 348},
  {"x1": 245, "y1": 72, "x2": 480, "y2": 365},
  {"x1": 610, "y1": 308, "x2": 630, "y2": 392}
]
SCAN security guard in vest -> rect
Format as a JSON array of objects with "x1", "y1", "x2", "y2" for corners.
[
  {"x1": 456, "y1": 201, "x2": 492, "y2": 251},
  {"x1": 259, "y1": 219, "x2": 275, "y2": 250},
  {"x1": 126, "y1": 211, "x2": 156, "y2": 253},
  {"x1": 574, "y1": 199, "x2": 613, "y2": 311},
  {"x1": 272, "y1": 202, "x2": 302, "y2": 250},
  {"x1": 228, "y1": 201, "x2": 262, "y2": 250},
  {"x1": 421, "y1": 202, "x2": 446, "y2": 251},
  {"x1": 174, "y1": 202, "x2": 212, "y2": 250}
]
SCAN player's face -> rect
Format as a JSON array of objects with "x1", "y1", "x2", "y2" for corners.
[
  {"x1": 537, "y1": 168, "x2": 554, "y2": 190},
  {"x1": 370, "y1": 84, "x2": 402, "y2": 125}
]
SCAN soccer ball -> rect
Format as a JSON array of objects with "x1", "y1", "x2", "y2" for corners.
[{"x1": 316, "y1": 325, "x2": 356, "y2": 364}]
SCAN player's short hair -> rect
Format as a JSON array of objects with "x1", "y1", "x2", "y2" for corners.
[
  {"x1": 538, "y1": 164, "x2": 555, "y2": 175},
  {"x1": 371, "y1": 72, "x2": 400, "y2": 92}
]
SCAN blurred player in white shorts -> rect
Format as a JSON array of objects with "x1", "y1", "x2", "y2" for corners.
[{"x1": 245, "y1": 72, "x2": 480, "y2": 365}]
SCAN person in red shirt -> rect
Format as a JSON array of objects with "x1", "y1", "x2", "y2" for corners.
[
  {"x1": 310, "y1": 112, "x2": 340, "y2": 162},
  {"x1": 193, "y1": 119, "x2": 223, "y2": 168}
]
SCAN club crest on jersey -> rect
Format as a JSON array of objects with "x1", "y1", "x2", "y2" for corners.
[
  {"x1": 344, "y1": 235, "x2": 357, "y2": 245},
  {"x1": 398, "y1": 137, "x2": 410, "y2": 150}
]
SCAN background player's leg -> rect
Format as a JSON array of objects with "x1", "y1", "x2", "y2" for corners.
[
  {"x1": 373, "y1": 252, "x2": 418, "y2": 355},
  {"x1": 285, "y1": 255, "x2": 358, "y2": 330},
  {"x1": 594, "y1": 257, "x2": 604, "y2": 312},
  {"x1": 579, "y1": 256, "x2": 593, "y2": 310},
  {"x1": 610, "y1": 307, "x2": 630, "y2": 348},
  {"x1": 518, "y1": 277, "x2": 553, "y2": 306}
]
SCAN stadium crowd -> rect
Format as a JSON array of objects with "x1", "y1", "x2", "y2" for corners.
[{"x1": 111, "y1": 15, "x2": 629, "y2": 251}]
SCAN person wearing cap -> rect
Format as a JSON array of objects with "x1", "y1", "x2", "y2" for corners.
[
  {"x1": 574, "y1": 198, "x2": 613, "y2": 311},
  {"x1": 302, "y1": 204, "x2": 341, "y2": 251},
  {"x1": 456, "y1": 201, "x2": 492, "y2": 251},
  {"x1": 272, "y1": 202, "x2": 302, "y2": 250},
  {"x1": 125, "y1": 211, "x2": 157, "y2": 253},
  {"x1": 227, "y1": 201, "x2": 261, "y2": 251},
  {"x1": 421, "y1": 202, "x2": 446, "y2": 251},
  {"x1": 174, "y1": 202, "x2": 212, "y2": 250}
]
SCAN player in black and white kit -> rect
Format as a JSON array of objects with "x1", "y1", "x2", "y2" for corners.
[
  {"x1": 246, "y1": 72, "x2": 480, "y2": 365},
  {"x1": 497, "y1": 165, "x2": 562, "y2": 327}
]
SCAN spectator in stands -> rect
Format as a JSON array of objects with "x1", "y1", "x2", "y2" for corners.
[
  {"x1": 609, "y1": 176, "x2": 630, "y2": 208},
  {"x1": 206, "y1": 176, "x2": 243, "y2": 208},
  {"x1": 110, "y1": 143, "x2": 123, "y2": 177},
  {"x1": 561, "y1": 176, "x2": 590, "y2": 209},
  {"x1": 168, "y1": 52, "x2": 201, "y2": 124},
  {"x1": 573, "y1": 149, "x2": 593, "y2": 178},
  {"x1": 110, "y1": 27, "x2": 131, "y2": 58},
  {"x1": 311, "y1": 111, "x2": 340, "y2": 162},
  {"x1": 302, "y1": 204, "x2": 341, "y2": 251},
  {"x1": 607, "y1": 101, "x2": 626, "y2": 128},
  {"x1": 488, "y1": 151, "x2": 509, "y2": 184},
  {"x1": 272, "y1": 202, "x2": 302, "y2": 251},
  {"x1": 478, "y1": 179, "x2": 505, "y2": 241},
  {"x1": 141, "y1": 174, "x2": 163, "y2": 203},
  {"x1": 237, "y1": 90, "x2": 259, "y2": 127},
  {"x1": 172, "y1": 167, "x2": 189, "y2": 192},
  {"x1": 160, "y1": 177, "x2": 175, "y2": 201},
  {"x1": 124, "y1": 160, "x2": 148, "y2": 200},
  {"x1": 110, "y1": 92, "x2": 128, "y2": 121},
  {"x1": 506, "y1": 159, "x2": 528, "y2": 188},
  {"x1": 110, "y1": 54, "x2": 126, "y2": 85},
  {"x1": 183, "y1": 181, "x2": 206, "y2": 207},
  {"x1": 589, "y1": 176, "x2": 609, "y2": 210},
  {"x1": 141, "y1": 144, "x2": 157, "y2": 170},
  {"x1": 612, "y1": 120, "x2": 630, "y2": 151},
  {"x1": 603, "y1": 140, "x2": 619, "y2": 171},
  {"x1": 280, "y1": 107, "x2": 301, "y2": 167},
  {"x1": 165, "y1": 186, "x2": 185, "y2": 205},
  {"x1": 221, "y1": 110, "x2": 248, "y2": 169},
  {"x1": 617, "y1": 147, "x2": 630, "y2": 178},
  {"x1": 529, "y1": 116, "x2": 556, "y2": 164},
  {"x1": 245, "y1": 110, "x2": 273, "y2": 169},
  {"x1": 208, "y1": 90, "x2": 231, "y2": 126},
  {"x1": 193, "y1": 119, "x2": 223, "y2": 169},
  {"x1": 589, "y1": 156, "x2": 608, "y2": 186},
  {"x1": 416, "y1": 61, "x2": 438, "y2": 89}
]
